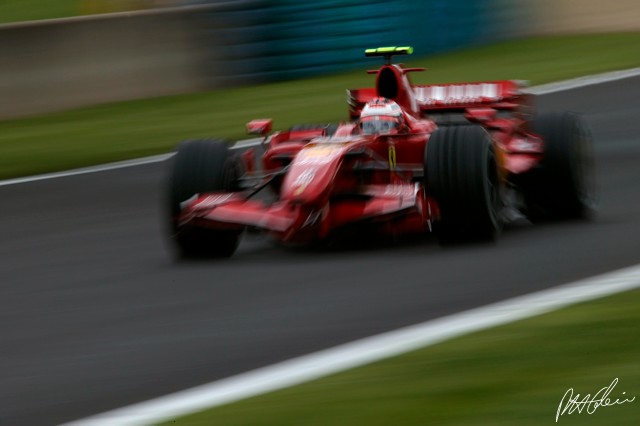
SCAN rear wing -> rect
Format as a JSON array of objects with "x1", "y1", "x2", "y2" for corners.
[
  {"x1": 348, "y1": 80, "x2": 529, "y2": 120},
  {"x1": 364, "y1": 46, "x2": 413, "y2": 64},
  {"x1": 414, "y1": 80, "x2": 527, "y2": 111}
]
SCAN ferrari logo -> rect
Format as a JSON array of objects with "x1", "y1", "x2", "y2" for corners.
[{"x1": 388, "y1": 145, "x2": 397, "y2": 170}]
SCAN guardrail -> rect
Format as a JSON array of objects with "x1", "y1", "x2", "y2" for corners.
[{"x1": 0, "y1": 3, "x2": 232, "y2": 119}]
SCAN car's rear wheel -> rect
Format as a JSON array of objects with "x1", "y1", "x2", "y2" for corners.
[
  {"x1": 425, "y1": 125, "x2": 502, "y2": 243},
  {"x1": 521, "y1": 112, "x2": 596, "y2": 221},
  {"x1": 167, "y1": 139, "x2": 243, "y2": 258}
]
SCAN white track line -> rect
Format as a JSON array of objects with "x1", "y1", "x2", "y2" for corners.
[
  {"x1": 529, "y1": 67, "x2": 640, "y2": 95},
  {"x1": 2, "y1": 68, "x2": 640, "y2": 189},
  {"x1": 62, "y1": 263, "x2": 640, "y2": 426},
  {"x1": 0, "y1": 140, "x2": 260, "y2": 188},
  {"x1": 0, "y1": 154, "x2": 173, "y2": 187}
]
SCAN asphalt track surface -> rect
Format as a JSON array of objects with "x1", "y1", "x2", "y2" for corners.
[{"x1": 2, "y1": 77, "x2": 640, "y2": 425}]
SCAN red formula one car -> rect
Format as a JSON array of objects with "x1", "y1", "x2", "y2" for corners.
[{"x1": 166, "y1": 46, "x2": 594, "y2": 258}]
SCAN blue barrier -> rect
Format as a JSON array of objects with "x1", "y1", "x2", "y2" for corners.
[{"x1": 190, "y1": 0, "x2": 522, "y2": 83}]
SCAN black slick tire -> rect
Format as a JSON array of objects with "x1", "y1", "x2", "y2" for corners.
[
  {"x1": 167, "y1": 139, "x2": 243, "y2": 259},
  {"x1": 425, "y1": 125, "x2": 502, "y2": 243},
  {"x1": 522, "y1": 112, "x2": 596, "y2": 221}
]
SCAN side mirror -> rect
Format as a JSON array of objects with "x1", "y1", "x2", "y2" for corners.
[{"x1": 246, "y1": 119, "x2": 273, "y2": 136}]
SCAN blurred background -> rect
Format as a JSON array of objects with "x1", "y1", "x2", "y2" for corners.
[{"x1": 1, "y1": 0, "x2": 639, "y2": 120}]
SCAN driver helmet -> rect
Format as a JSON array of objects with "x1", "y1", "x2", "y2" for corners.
[{"x1": 360, "y1": 97, "x2": 404, "y2": 135}]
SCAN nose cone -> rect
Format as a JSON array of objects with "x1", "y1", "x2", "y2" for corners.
[{"x1": 281, "y1": 143, "x2": 347, "y2": 203}]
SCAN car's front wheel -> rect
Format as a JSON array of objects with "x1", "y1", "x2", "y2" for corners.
[
  {"x1": 166, "y1": 139, "x2": 243, "y2": 259},
  {"x1": 425, "y1": 125, "x2": 502, "y2": 243}
]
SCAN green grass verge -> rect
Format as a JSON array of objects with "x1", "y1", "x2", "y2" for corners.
[
  {"x1": 1, "y1": 33, "x2": 640, "y2": 179},
  {"x1": 159, "y1": 289, "x2": 640, "y2": 425},
  {"x1": 0, "y1": 1, "x2": 79, "y2": 24},
  {"x1": 0, "y1": 0, "x2": 154, "y2": 24}
]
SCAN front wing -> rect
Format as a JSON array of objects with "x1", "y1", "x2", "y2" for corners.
[{"x1": 178, "y1": 183, "x2": 428, "y2": 242}]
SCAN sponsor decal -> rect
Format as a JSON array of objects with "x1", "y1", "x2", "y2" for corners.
[
  {"x1": 292, "y1": 169, "x2": 315, "y2": 196},
  {"x1": 193, "y1": 193, "x2": 235, "y2": 209},
  {"x1": 388, "y1": 145, "x2": 397, "y2": 170},
  {"x1": 510, "y1": 137, "x2": 543, "y2": 153},
  {"x1": 417, "y1": 83, "x2": 502, "y2": 105},
  {"x1": 382, "y1": 182, "x2": 418, "y2": 198},
  {"x1": 296, "y1": 144, "x2": 343, "y2": 165}
]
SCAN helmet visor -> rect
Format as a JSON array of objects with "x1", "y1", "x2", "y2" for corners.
[{"x1": 360, "y1": 116, "x2": 400, "y2": 135}]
